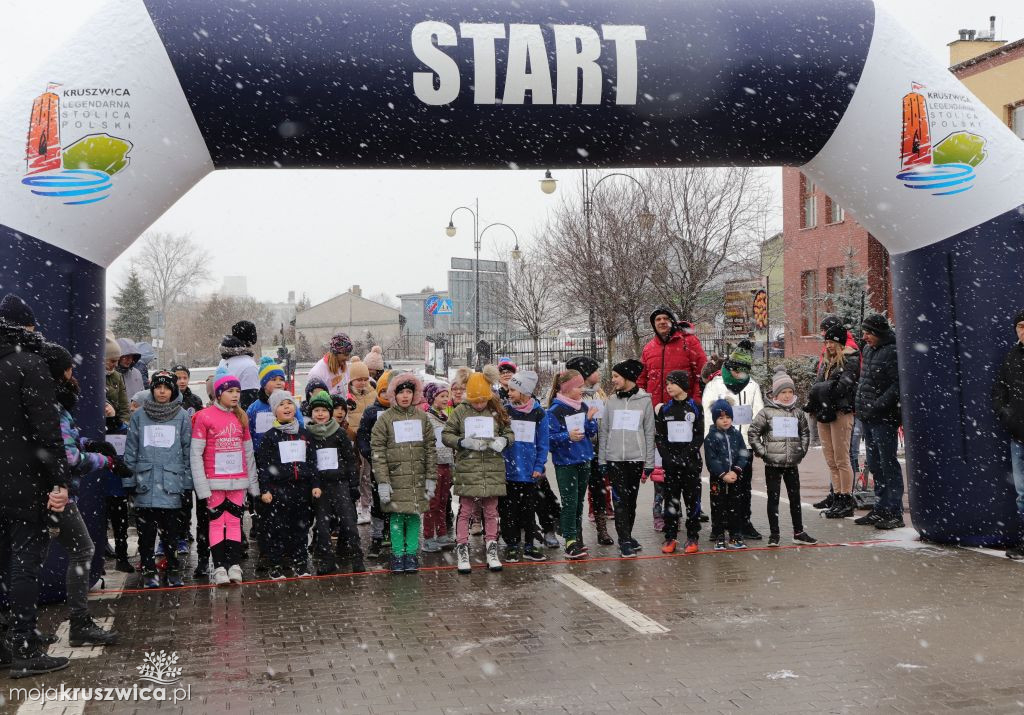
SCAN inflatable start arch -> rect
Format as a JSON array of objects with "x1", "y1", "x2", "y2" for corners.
[{"x1": 2, "y1": 1, "x2": 1024, "y2": 599}]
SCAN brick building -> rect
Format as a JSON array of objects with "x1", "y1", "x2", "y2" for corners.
[{"x1": 781, "y1": 168, "x2": 893, "y2": 357}]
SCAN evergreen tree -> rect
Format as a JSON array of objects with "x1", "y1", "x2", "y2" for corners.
[
  {"x1": 819, "y1": 245, "x2": 875, "y2": 330},
  {"x1": 112, "y1": 271, "x2": 153, "y2": 342},
  {"x1": 295, "y1": 332, "x2": 315, "y2": 362}
]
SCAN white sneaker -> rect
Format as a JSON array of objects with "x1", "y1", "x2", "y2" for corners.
[
  {"x1": 486, "y1": 540, "x2": 502, "y2": 572},
  {"x1": 456, "y1": 543, "x2": 471, "y2": 575},
  {"x1": 357, "y1": 506, "x2": 371, "y2": 525},
  {"x1": 212, "y1": 567, "x2": 230, "y2": 586},
  {"x1": 228, "y1": 564, "x2": 243, "y2": 583}
]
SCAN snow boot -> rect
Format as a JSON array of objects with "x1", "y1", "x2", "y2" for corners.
[
  {"x1": 595, "y1": 513, "x2": 614, "y2": 546},
  {"x1": 456, "y1": 543, "x2": 471, "y2": 574},
  {"x1": 69, "y1": 617, "x2": 119, "y2": 647},
  {"x1": 486, "y1": 540, "x2": 502, "y2": 572}
]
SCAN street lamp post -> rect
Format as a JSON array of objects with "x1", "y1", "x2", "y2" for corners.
[
  {"x1": 445, "y1": 202, "x2": 520, "y2": 369},
  {"x1": 542, "y1": 169, "x2": 655, "y2": 360}
]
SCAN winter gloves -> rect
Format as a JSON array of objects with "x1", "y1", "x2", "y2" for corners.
[
  {"x1": 489, "y1": 437, "x2": 507, "y2": 453},
  {"x1": 85, "y1": 440, "x2": 118, "y2": 458},
  {"x1": 460, "y1": 437, "x2": 489, "y2": 452},
  {"x1": 378, "y1": 483, "x2": 393, "y2": 504},
  {"x1": 112, "y1": 461, "x2": 134, "y2": 480},
  {"x1": 425, "y1": 479, "x2": 436, "y2": 501}
]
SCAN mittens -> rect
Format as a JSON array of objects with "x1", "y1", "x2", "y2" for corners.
[
  {"x1": 425, "y1": 478, "x2": 436, "y2": 501},
  {"x1": 378, "y1": 483, "x2": 393, "y2": 504},
  {"x1": 489, "y1": 437, "x2": 508, "y2": 453}
]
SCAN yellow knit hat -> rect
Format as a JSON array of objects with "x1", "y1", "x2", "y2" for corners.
[{"x1": 466, "y1": 372, "x2": 492, "y2": 402}]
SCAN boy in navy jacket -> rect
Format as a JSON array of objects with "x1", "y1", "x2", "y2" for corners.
[
  {"x1": 654, "y1": 370, "x2": 705, "y2": 554},
  {"x1": 703, "y1": 399, "x2": 750, "y2": 550},
  {"x1": 500, "y1": 370, "x2": 550, "y2": 563}
]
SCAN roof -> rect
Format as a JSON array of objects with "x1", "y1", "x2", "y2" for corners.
[{"x1": 950, "y1": 36, "x2": 1024, "y2": 74}]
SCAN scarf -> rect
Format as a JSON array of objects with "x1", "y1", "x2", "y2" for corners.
[
  {"x1": 558, "y1": 374, "x2": 585, "y2": 410},
  {"x1": 275, "y1": 418, "x2": 300, "y2": 434},
  {"x1": 429, "y1": 407, "x2": 448, "y2": 423},
  {"x1": 774, "y1": 392, "x2": 798, "y2": 408},
  {"x1": 722, "y1": 365, "x2": 750, "y2": 394},
  {"x1": 513, "y1": 397, "x2": 535, "y2": 414},
  {"x1": 616, "y1": 386, "x2": 639, "y2": 400},
  {"x1": 144, "y1": 398, "x2": 182, "y2": 422},
  {"x1": 556, "y1": 394, "x2": 583, "y2": 411},
  {"x1": 307, "y1": 419, "x2": 339, "y2": 440}
]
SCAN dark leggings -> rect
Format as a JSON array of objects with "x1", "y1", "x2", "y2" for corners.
[
  {"x1": 535, "y1": 476, "x2": 561, "y2": 534},
  {"x1": 106, "y1": 495, "x2": 130, "y2": 560},
  {"x1": 500, "y1": 482, "x2": 537, "y2": 547},
  {"x1": 662, "y1": 466, "x2": 702, "y2": 541},
  {"x1": 607, "y1": 461, "x2": 643, "y2": 545},
  {"x1": 765, "y1": 466, "x2": 804, "y2": 534}
]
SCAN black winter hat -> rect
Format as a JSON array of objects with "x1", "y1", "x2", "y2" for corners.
[
  {"x1": 171, "y1": 364, "x2": 190, "y2": 376},
  {"x1": 565, "y1": 355, "x2": 599, "y2": 380},
  {"x1": 612, "y1": 359, "x2": 644, "y2": 383},
  {"x1": 824, "y1": 325, "x2": 847, "y2": 345},
  {"x1": 861, "y1": 313, "x2": 891, "y2": 337},
  {"x1": 666, "y1": 370, "x2": 690, "y2": 392},
  {"x1": 819, "y1": 314, "x2": 844, "y2": 333},
  {"x1": 150, "y1": 370, "x2": 180, "y2": 401},
  {"x1": 1013, "y1": 309, "x2": 1024, "y2": 327},
  {"x1": 0, "y1": 294, "x2": 37, "y2": 328},
  {"x1": 40, "y1": 342, "x2": 74, "y2": 381},
  {"x1": 220, "y1": 334, "x2": 252, "y2": 359},
  {"x1": 231, "y1": 320, "x2": 258, "y2": 347},
  {"x1": 649, "y1": 305, "x2": 677, "y2": 329}
]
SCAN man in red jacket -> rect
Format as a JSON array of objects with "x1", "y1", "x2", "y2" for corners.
[{"x1": 638, "y1": 306, "x2": 708, "y2": 406}]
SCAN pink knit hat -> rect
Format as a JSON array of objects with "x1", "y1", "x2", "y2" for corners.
[{"x1": 214, "y1": 372, "x2": 241, "y2": 397}]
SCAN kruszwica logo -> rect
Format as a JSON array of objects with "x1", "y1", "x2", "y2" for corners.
[
  {"x1": 22, "y1": 82, "x2": 133, "y2": 205},
  {"x1": 898, "y1": 82, "x2": 987, "y2": 196},
  {"x1": 136, "y1": 650, "x2": 183, "y2": 685}
]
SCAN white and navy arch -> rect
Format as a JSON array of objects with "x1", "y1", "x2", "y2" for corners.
[{"x1": 2, "y1": 1, "x2": 1024, "y2": 587}]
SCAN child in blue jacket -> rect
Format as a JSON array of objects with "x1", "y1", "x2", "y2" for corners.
[
  {"x1": 500, "y1": 370, "x2": 550, "y2": 563},
  {"x1": 546, "y1": 369, "x2": 599, "y2": 560},
  {"x1": 704, "y1": 399, "x2": 751, "y2": 551}
]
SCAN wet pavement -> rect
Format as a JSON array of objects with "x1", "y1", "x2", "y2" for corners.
[{"x1": 5, "y1": 465, "x2": 1024, "y2": 714}]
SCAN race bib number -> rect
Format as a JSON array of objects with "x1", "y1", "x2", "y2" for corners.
[
  {"x1": 105, "y1": 435, "x2": 127, "y2": 456},
  {"x1": 512, "y1": 419, "x2": 536, "y2": 443},
  {"x1": 667, "y1": 420, "x2": 693, "y2": 443},
  {"x1": 434, "y1": 427, "x2": 445, "y2": 450},
  {"x1": 612, "y1": 410, "x2": 641, "y2": 432},
  {"x1": 278, "y1": 440, "x2": 306, "y2": 463},
  {"x1": 393, "y1": 419, "x2": 423, "y2": 444},
  {"x1": 214, "y1": 451, "x2": 243, "y2": 475},
  {"x1": 255, "y1": 412, "x2": 274, "y2": 434},
  {"x1": 143, "y1": 425, "x2": 176, "y2": 449},
  {"x1": 564, "y1": 413, "x2": 586, "y2": 434},
  {"x1": 316, "y1": 448, "x2": 339, "y2": 471},
  {"x1": 585, "y1": 399, "x2": 605, "y2": 419},
  {"x1": 772, "y1": 416, "x2": 799, "y2": 438},
  {"x1": 464, "y1": 416, "x2": 495, "y2": 439},
  {"x1": 732, "y1": 404, "x2": 753, "y2": 425}
]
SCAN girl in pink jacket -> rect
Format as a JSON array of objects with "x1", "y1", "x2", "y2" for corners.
[{"x1": 191, "y1": 371, "x2": 259, "y2": 586}]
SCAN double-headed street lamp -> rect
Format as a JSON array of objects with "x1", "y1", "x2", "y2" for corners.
[
  {"x1": 540, "y1": 169, "x2": 656, "y2": 359},
  {"x1": 445, "y1": 200, "x2": 520, "y2": 368}
]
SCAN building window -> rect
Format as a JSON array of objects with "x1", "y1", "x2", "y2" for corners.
[
  {"x1": 825, "y1": 196, "x2": 845, "y2": 224},
  {"x1": 1010, "y1": 103, "x2": 1024, "y2": 140},
  {"x1": 799, "y1": 174, "x2": 817, "y2": 229},
  {"x1": 824, "y1": 265, "x2": 844, "y2": 313},
  {"x1": 801, "y1": 269, "x2": 819, "y2": 335}
]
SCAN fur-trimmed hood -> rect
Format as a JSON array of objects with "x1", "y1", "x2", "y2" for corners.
[{"x1": 386, "y1": 372, "x2": 424, "y2": 406}]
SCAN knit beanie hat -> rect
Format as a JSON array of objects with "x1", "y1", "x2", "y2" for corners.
[
  {"x1": 329, "y1": 331, "x2": 353, "y2": 355},
  {"x1": 220, "y1": 334, "x2": 251, "y2": 359},
  {"x1": 41, "y1": 342, "x2": 74, "y2": 381},
  {"x1": 466, "y1": 372, "x2": 493, "y2": 402},
  {"x1": 363, "y1": 345, "x2": 385, "y2": 371},
  {"x1": 0, "y1": 294, "x2": 37, "y2": 328},
  {"x1": 771, "y1": 366, "x2": 796, "y2": 397},
  {"x1": 150, "y1": 370, "x2": 180, "y2": 401},
  {"x1": 171, "y1": 364, "x2": 190, "y2": 376},
  {"x1": 666, "y1": 370, "x2": 690, "y2": 392},
  {"x1": 105, "y1": 336, "x2": 122, "y2": 361},
  {"x1": 565, "y1": 356, "x2": 599, "y2": 380},
  {"x1": 308, "y1": 389, "x2": 334, "y2": 414},
  {"x1": 710, "y1": 398, "x2": 734, "y2": 421},
  {"x1": 332, "y1": 394, "x2": 354, "y2": 412},
  {"x1": 861, "y1": 313, "x2": 891, "y2": 336},
  {"x1": 423, "y1": 382, "x2": 450, "y2": 407},
  {"x1": 612, "y1": 359, "x2": 643, "y2": 384},
  {"x1": 725, "y1": 340, "x2": 753, "y2": 371},
  {"x1": 348, "y1": 357, "x2": 370, "y2": 380},
  {"x1": 1014, "y1": 309, "x2": 1024, "y2": 328},
  {"x1": 498, "y1": 358, "x2": 518, "y2": 374},
  {"x1": 131, "y1": 390, "x2": 150, "y2": 406},
  {"x1": 509, "y1": 370, "x2": 539, "y2": 397},
  {"x1": 231, "y1": 320, "x2": 258, "y2": 347},
  {"x1": 824, "y1": 325, "x2": 847, "y2": 345},
  {"x1": 214, "y1": 368, "x2": 241, "y2": 397},
  {"x1": 268, "y1": 390, "x2": 296, "y2": 415},
  {"x1": 376, "y1": 370, "x2": 394, "y2": 406},
  {"x1": 258, "y1": 356, "x2": 286, "y2": 389},
  {"x1": 482, "y1": 364, "x2": 500, "y2": 386}
]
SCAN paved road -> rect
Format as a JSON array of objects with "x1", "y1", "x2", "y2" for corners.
[{"x1": 6, "y1": 479, "x2": 1023, "y2": 714}]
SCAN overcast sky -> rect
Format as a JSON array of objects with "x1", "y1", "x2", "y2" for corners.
[{"x1": 13, "y1": 0, "x2": 1019, "y2": 307}]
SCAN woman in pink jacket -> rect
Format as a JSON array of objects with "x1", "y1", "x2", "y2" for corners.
[{"x1": 190, "y1": 371, "x2": 260, "y2": 586}]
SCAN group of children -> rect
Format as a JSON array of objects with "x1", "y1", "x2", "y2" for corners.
[{"x1": 108, "y1": 336, "x2": 820, "y2": 586}]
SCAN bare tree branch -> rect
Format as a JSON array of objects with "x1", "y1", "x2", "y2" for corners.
[{"x1": 129, "y1": 231, "x2": 213, "y2": 318}]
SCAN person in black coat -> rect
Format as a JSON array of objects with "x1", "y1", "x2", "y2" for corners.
[
  {"x1": 855, "y1": 314, "x2": 905, "y2": 530},
  {"x1": 654, "y1": 371, "x2": 705, "y2": 553},
  {"x1": 306, "y1": 391, "x2": 364, "y2": 574},
  {"x1": 0, "y1": 294, "x2": 71, "y2": 677},
  {"x1": 992, "y1": 309, "x2": 1024, "y2": 560},
  {"x1": 356, "y1": 371, "x2": 393, "y2": 558}
]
